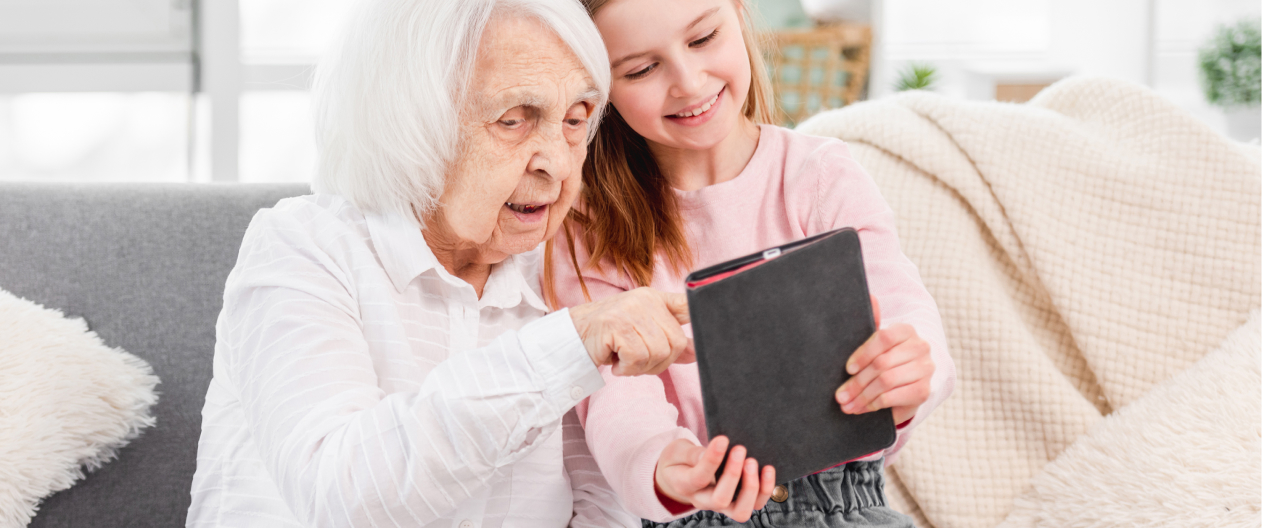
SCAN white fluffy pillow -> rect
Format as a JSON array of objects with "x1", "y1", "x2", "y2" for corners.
[
  {"x1": 0, "y1": 289, "x2": 159, "y2": 528},
  {"x1": 1001, "y1": 310, "x2": 1261, "y2": 528}
]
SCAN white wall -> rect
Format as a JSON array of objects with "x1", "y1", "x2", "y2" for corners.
[
  {"x1": 872, "y1": 0, "x2": 1051, "y2": 100},
  {"x1": 1, "y1": 0, "x2": 1258, "y2": 183},
  {"x1": 872, "y1": 0, "x2": 1260, "y2": 138}
]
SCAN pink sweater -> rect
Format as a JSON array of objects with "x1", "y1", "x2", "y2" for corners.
[{"x1": 550, "y1": 125, "x2": 956, "y2": 521}]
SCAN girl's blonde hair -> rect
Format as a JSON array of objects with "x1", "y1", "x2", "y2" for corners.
[{"x1": 544, "y1": 0, "x2": 777, "y2": 307}]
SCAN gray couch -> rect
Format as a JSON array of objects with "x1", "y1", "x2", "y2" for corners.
[{"x1": 0, "y1": 183, "x2": 309, "y2": 528}]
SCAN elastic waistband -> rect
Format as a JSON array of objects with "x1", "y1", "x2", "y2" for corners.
[{"x1": 770, "y1": 459, "x2": 887, "y2": 514}]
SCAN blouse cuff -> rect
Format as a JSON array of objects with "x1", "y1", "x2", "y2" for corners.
[{"x1": 518, "y1": 308, "x2": 604, "y2": 409}]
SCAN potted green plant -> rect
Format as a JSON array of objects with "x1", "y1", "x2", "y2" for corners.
[
  {"x1": 1199, "y1": 20, "x2": 1261, "y2": 141},
  {"x1": 894, "y1": 63, "x2": 939, "y2": 92}
]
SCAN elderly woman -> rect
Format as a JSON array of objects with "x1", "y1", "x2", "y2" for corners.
[{"x1": 185, "y1": 0, "x2": 693, "y2": 526}]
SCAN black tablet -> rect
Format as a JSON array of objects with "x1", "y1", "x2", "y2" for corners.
[{"x1": 685, "y1": 227, "x2": 896, "y2": 484}]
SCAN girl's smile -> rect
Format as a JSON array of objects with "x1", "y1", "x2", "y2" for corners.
[{"x1": 666, "y1": 86, "x2": 725, "y2": 126}]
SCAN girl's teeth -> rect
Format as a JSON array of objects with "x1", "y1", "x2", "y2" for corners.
[{"x1": 676, "y1": 93, "x2": 718, "y2": 118}]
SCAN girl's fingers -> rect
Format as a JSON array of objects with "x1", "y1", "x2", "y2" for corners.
[
  {"x1": 852, "y1": 294, "x2": 883, "y2": 374},
  {"x1": 863, "y1": 379, "x2": 933, "y2": 415},
  {"x1": 655, "y1": 439, "x2": 713, "y2": 506},
  {"x1": 844, "y1": 360, "x2": 933, "y2": 414},
  {"x1": 660, "y1": 437, "x2": 706, "y2": 467},
  {"x1": 891, "y1": 404, "x2": 919, "y2": 426},
  {"x1": 845, "y1": 323, "x2": 915, "y2": 376},
  {"x1": 752, "y1": 465, "x2": 776, "y2": 511},
  {"x1": 725, "y1": 458, "x2": 762, "y2": 522},
  {"x1": 870, "y1": 294, "x2": 881, "y2": 328},
  {"x1": 705, "y1": 445, "x2": 747, "y2": 509},
  {"x1": 684, "y1": 437, "x2": 728, "y2": 490},
  {"x1": 835, "y1": 339, "x2": 922, "y2": 407},
  {"x1": 844, "y1": 360, "x2": 922, "y2": 413}
]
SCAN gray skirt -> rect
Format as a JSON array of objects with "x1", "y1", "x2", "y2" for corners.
[{"x1": 643, "y1": 460, "x2": 913, "y2": 528}]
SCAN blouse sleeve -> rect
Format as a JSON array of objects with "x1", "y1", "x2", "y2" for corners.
[
  {"x1": 807, "y1": 142, "x2": 957, "y2": 463},
  {"x1": 216, "y1": 209, "x2": 603, "y2": 527}
]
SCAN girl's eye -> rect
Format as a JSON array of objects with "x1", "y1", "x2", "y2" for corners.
[
  {"x1": 626, "y1": 63, "x2": 656, "y2": 80},
  {"x1": 689, "y1": 29, "x2": 718, "y2": 48}
]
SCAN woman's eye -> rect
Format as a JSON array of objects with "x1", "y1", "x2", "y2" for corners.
[
  {"x1": 689, "y1": 29, "x2": 718, "y2": 47},
  {"x1": 496, "y1": 107, "x2": 530, "y2": 129},
  {"x1": 565, "y1": 118, "x2": 586, "y2": 127},
  {"x1": 626, "y1": 63, "x2": 656, "y2": 80}
]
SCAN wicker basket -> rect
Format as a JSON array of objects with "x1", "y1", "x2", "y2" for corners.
[{"x1": 763, "y1": 23, "x2": 872, "y2": 126}]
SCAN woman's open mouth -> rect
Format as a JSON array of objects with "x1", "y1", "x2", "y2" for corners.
[
  {"x1": 506, "y1": 203, "x2": 544, "y2": 214},
  {"x1": 505, "y1": 202, "x2": 548, "y2": 222}
]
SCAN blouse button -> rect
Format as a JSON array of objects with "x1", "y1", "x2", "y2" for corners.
[
  {"x1": 771, "y1": 484, "x2": 789, "y2": 503},
  {"x1": 459, "y1": 520, "x2": 475, "y2": 528},
  {"x1": 568, "y1": 386, "x2": 584, "y2": 400}
]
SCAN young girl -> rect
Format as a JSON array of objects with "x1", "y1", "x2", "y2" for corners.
[{"x1": 545, "y1": 0, "x2": 956, "y2": 525}]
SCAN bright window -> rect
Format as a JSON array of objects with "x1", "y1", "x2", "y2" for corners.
[
  {"x1": 0, "y1": 92, "x2": 192, "y2": 182},
  {"x1": 239, "y1": 91, "x2": 317, "y2": 183},
  {"x1": 240, "y1": 0, "x2": 354, "y2": 62}
]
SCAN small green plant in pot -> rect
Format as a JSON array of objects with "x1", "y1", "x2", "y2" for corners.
[
  {"x1": 893, "y1": 63, "x2": 939, "y2": 92},
  {"x1": 1199, "y1": 19, "x2": 1261, "y2": 140}
]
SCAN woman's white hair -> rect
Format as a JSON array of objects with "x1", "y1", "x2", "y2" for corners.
[{"x1": 310, "y1": 0, "x2": 610, "y2": 219}]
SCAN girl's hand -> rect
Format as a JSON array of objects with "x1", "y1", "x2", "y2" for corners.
[
  {"x1": 654, "y1": 436, "x2": 776, "y2": 522},
  {"x1": 834, "y1": 296, "x2": 934, "y2": 425},
  {"x1": 568, "y1": 287, "x2": 696, "y2": 376}
]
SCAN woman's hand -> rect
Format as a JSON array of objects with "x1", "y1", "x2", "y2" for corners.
[
  {"x1": 654, "y1": 436, "x2": 776, "y2": 522},
  {"x1": 568, "y1": 287, "x2": 695, "y2": 376},
  {"x1": 834, "y1": 296, "x2": 934, "y2": 425}
]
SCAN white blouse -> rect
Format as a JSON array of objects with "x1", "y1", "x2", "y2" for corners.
[{"x1": 187, "y1": 195, "x2": 637, "y2": 528}]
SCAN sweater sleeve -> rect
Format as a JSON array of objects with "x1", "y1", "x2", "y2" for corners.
[
  {"x1": 548, "y1": 228, "x2": 704, "y2": 522},
  {"x1": 807, "y1": 142, "x2": 956, "y2": 464}
]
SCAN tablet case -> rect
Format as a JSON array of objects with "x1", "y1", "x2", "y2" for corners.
[{"x1": 685, "y1": 228, "x2": 896, "y2": 484}]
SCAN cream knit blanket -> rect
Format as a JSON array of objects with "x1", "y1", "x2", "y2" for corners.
[{"x1": 797, "y1": 77, "x2": 1261, "y2": 528}]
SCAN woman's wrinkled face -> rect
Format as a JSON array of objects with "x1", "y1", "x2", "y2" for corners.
[
  {"x1": 432, "y1": 15, "x2": 599, "y2": 264},
  {"x1": 595, "y1": 0, "x2": 751, "y2": 152}
]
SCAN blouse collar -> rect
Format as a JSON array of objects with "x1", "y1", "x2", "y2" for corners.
[{"x1": 363, "y1": 210, "x2": 548, "y2": 313}]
